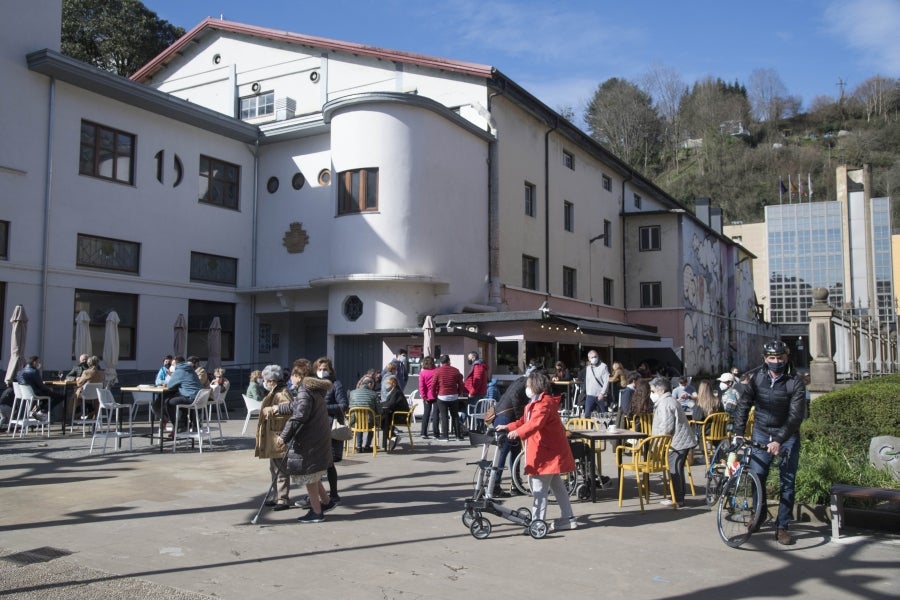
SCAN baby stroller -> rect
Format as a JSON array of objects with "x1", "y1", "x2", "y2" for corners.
[{"x1": 462, "y1": 428, "x2": 548, "y2": 539}]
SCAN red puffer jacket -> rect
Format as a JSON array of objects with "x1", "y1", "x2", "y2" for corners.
[{"x1": 507, "y1": 392, "x2": 575, "y2": 476}]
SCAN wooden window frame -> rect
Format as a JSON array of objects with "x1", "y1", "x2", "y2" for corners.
[
  {"x1": 639, "y1": 225, "x2": 661, "y2": 251},
  {"x1": 199, "y1": 155, "x2": 241, "y2": 210},
  {"x1": 640, "y1": 282, "x2": 662, "y2": 308},
  {"x1": 337, "y1": 168, "x2": 379, "y2": 215},
  {"x1": 79, "y1": 120, "x2": 135, "y2": 185}
]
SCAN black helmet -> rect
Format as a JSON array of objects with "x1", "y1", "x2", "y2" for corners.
[{"x1": 763, "y1": 340, "x2": 789, "y2": 356}]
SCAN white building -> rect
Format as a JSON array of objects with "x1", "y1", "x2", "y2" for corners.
[{"x1": 1, "y1": 4, "x2": 772, "y2": 383}]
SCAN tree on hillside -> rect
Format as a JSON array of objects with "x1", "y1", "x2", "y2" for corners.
[
  {"x1": 852, "y1": 75, "x2": 900, "y2": 123},
  {"x1": 584, "y1": 78, "x2": 662, "y2": 172},
  {"x1": 679, "y1": 77, "x2": 751, "y2": 140},
  {"x1": 748, "y1": 68, "x2": 800, "y2": 124},
  {"x1": 61, "y1": 0, "x2": 185, "y2": 77},
  {"x1": 641, "y1": 64, "x2": 688, "y2": 171}
]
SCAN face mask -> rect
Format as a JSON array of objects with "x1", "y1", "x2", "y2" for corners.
[
  {"x1": 399, "y1": 356, "x2": 407, "y2": 363},
  {"x1": 767, "y1": 360, "x2": 786, "y2": 375},
  {"x1": 649, "y1": 392, "x2": 660, "y2": 403},
  {"x1": 590, "y1": 357, "x2": 599, "y2": 366},
  {"x1": 719, "y1": 382, "x2": 729, "y2": 391},
  {"x1": 467, "y1": 359, "x2": 473, "y2": 365},
  {"x1": 35, "y1": 363, "x2": 42, "y2": 370},
  {"x1": 257, "y1": 378, "x2": 264, "y2": 385},
  {"x1": 525, "y1": 386, "x2": 535, "y2": 399},
  {"x1": 317, "y1": 370, "x2": 329, "y2": 379}
]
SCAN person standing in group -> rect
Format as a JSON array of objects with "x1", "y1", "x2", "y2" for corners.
[
  {"x1": 490, "y1": 374, "x2": 530, "y2": 497},
  {"x1": 649, "y1": 376, "x2": 696, "y2": 509},
  {"x1": 433, "y1": 354, "x2": 464, "y2": 441},
  {"x1": 418, "y1": 355, "x2": 438, "y2": 438},
  {"x1": 463, "y1": 351, "x2": 488, "y2": 433},
  {"x1": 717, "y1": 372, "x2": 740, "y2": 417},
  {"x1": 578, "y1": 349, "x2": 610, "y2": 418},
  {"x1": 733, "y1": 340, "x2": 806, "y2": 545},
  {"x1": 615, "y1": 371, "x2": 640, "y2": 429},
  {"x1": 349, "y1": 375, "x2": 380, "y2": 453},
  {"x1": 495, "y1": 371, "x2": 577, "y2": 532},
  {"x1": 390, "y1": 348, "x2": 409, "y2": 392},
  {"x1": 267, "y1": 360, "x2": 335, "y2": 523},
  {"x1": 155, "y1": 356, "x2": 173, "y2": 386},
  {"x1": 255, "y1": 364, "x2": 293, "y2": 511},
  {"x1": 608, "y1": 361, "x2": 628, "y2": 410},
  {"x1": 309, "y1": 357, "x2": 348, "y2": 505}
]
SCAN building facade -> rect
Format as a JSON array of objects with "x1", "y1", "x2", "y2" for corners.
[{"x1": 1, "y1": 4, "x2": 772, "y2": 382}]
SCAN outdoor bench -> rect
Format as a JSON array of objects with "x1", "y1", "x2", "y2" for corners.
[{"x1": 830, "y1": 483, "x2": 900, "y2": 540}]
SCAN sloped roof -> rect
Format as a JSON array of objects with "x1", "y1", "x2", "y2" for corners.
[{"x1": 131, "y1": 18, "x2": 494, "y2": 83}]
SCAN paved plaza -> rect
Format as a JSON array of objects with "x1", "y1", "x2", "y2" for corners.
[{"x1": 1, "y1": 415, "x2": 897, "y2": 599}]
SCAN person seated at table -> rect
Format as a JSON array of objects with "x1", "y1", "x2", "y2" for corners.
[
  {"x1": 210, "y1": 367, "x2": 230, "y2": 400},
  {"x1": 17, "y1": 356, "x2": 63, "y2": 420},
  {"x1": 188, "y1": 356, "x2": 209, "y2": 388},
  {"x1": 246, "y1": 369, "x2": 266, "y2": 402},
  {"x1": 155, "y1": 355, "x2": 173, "y2": 386},
  {"x1": 615, "y1": 371, "x2": 640, "y2": 428},
  {"x1": 74, "y1": 355, "x2": 105, "y2": 418},
  {"x1": 673, "y1": 376, "x2": 697, "y2": 408},
  {"x1": 380, "y1": 375, "x2": 409, "y2": 452},
  {"x1": 624, "y1": 378, "x2": 653, "y2": 430},
  {"x1": 551, "y1": 361, "x2": 569, "y2": 382},
  {"x1": 0, "y1": 381, "x2": 14, "y2": 428},
  {"x1": 162, "y1": 355, "x2": 203, "y2": 434},
  {"x1": 65, "y1": 354, "x2": 89, "y2": 381},
  {"x1": 349, "y1": 374, "x2": 380, "y2": 452}
]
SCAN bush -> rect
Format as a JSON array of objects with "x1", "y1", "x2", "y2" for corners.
[{"x1": 795, "y1": 376, "x2": 900, "y2": 505}]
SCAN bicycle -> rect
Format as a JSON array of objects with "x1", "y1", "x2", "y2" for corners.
[{"x1": 715, "y1": 437, "x2": 779, "y2": 548}]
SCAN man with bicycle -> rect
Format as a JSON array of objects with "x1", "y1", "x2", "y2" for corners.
[{"x1": 733, "y1": 340, "x2": 806, "y2": 545}]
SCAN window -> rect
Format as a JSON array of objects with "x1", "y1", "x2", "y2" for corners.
[
  {"x1": 79, "y1": 120, "x2": 135, "y2": 184},
  {"x1": 603, "y1": 219, "x2": 612, "y2": 247},
  {"x1": 603, "y1": 277, "x2": 613, "y2": 305},
  {"x1": 563, "y1": 267, "x2": 576, "y2": 298},
  {"x1": 639, "y1": 225, "x2": 661, "y2": 251},
  {"x1": 633, "y1": 193, "x2": 642, "y2": 209},
  {"x1": 343, "y1": 295, "x2": 363, "y2": 321},
  {"x1": 0, "y1": 220, "x2": 8, "y2": 259},
  {"x1": 190, "y1": 252, "x2": 237, "y2": 286},
  {"x1": 564, "y1": 201, "x2": 574, "y2": 232},
  {"x1": 76, "y1": 233, "x2": 140, "y2": 274},
  {"x1": 337, "y1": 168, "x2": 379, "y2": 215},
  {"x1": 199, "y1": 155, "x2": 240, "y2": 209},
  {"x1": 187, "y1": 300, "x2": 235, "y2": 361},
  {"x1": 563, "y1": 150, "x2": 574, "y2": 170},
  {"x1": 74, "y1": 289, "x2": 138, "y2": 359},
  {"x1": 525, "y1": 182, "x2": 536, "y2": 217},
  {"x1": 522, "y1": 255, "x2": 539, "y2": 290},
  {"x1": 602, "y1": 174, "x2": 612, "y2": 192},
  {"x1": 640, "y1": 282, "x2": 662, "y2": 308},
  {"x1": 239, "y1": 92, "x2": 274, "y2": 119}
]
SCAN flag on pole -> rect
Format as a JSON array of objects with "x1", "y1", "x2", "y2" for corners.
[
  {"x1": 789, "y1": 174, "x2": 797, "y2": 202},
  {"x1": 779, "y1": 176, "x2": 786, "y2": 203},
  {"x1": 808, "y1": 173, "x2": 813, "y2": 201},
  {"x1": 798, "y1": 173, "x2": 805, "y2": 199}
]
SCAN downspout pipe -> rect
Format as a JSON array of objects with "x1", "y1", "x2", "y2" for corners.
[
  {"x1": 487, "y1": 90, "x2": 502, "y2": 307},
  {"x1": 39, "y1": 77, "x2": 56, "y2": 358},
  {"x1": 621, "y1": 170, "x2": 633, "y2": 313},
  {"x1": 544, "y1": 117, "x2": 560, "y2": 295},
  {"x1": 250, "y1": 139, "x2": 260, "y2": 366}
]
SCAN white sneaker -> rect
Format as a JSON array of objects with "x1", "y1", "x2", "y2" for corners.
[{"x1": 550, "y1": 517, "x2": 578, "y2": 532}]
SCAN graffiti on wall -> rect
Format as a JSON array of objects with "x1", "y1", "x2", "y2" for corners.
[{"x1": 682, "y1": 232, "x2": 726, "y2": 374}]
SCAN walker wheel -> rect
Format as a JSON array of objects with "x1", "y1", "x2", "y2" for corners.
[
  {"x1": 529, "y1": 519, "x2": 548, "y2": 539},
  {"x1": 515, "y1": 507, "x2": 532, "y2": 525},
  {"x1": 461, "y1": 509, "x2": 479, "y2": 528},
  {"x1": 470, "y1": 517, "x2": 492, "y2": 539},
  {"x1": 576, "y1": 483, "x2": 591, "y2": 501}
]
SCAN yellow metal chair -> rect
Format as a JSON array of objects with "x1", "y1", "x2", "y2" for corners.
[
  {"x1": 617, "y1": 434, "x2": 675, "y2": 511},
  {"x1": 389, "y1": 408, "x2": 415, "y2": 451},
  {"x1": 699, "y1": 412, "x2": 731, "y2": 468},
  {"x1": 627, "y1": 412, "x2": 653, "y2": 435},
  {"x1": 347, "y1": 407, "x2": 379, "y2": 456},
  {"x1": 566, "y1": 417, "x2": 604, "y2": 475}
]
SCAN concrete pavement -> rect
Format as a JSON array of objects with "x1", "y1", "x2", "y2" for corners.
[{"x1": 1, "y1": 416, "x2": 898, "y2": 599}]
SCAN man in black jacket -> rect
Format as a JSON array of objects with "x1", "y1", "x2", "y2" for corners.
[
  {"x1": 733, "y1": 340, "x2": 806, "y2": 545},
  {"x1": 491, "y1": 375, "x2": 531, "y2": 496}
]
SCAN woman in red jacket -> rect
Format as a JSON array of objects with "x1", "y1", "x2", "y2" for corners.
[{"x1": 497, "y1": 371, "x2": 577, "y2": 532}]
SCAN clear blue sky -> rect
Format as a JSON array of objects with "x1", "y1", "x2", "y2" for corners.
[{"x1": 144, "y1": 0, "x2": 899, "y2": 125}]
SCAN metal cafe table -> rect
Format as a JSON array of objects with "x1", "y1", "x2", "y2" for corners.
[
  {"x1": 120, "y1": 385, "x2": 165, "y2": 452},
  {"x1": 568, "y1": 428, "x2": 648, "y2": 502}
]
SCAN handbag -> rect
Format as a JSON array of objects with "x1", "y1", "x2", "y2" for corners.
[{"x1": 330, "y1": 415, "x2": 353, "y2": 441}]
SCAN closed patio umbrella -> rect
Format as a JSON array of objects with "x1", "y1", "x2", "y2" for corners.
[
  {"x1": 74, "y1": 310, "x2": 92, "y2": 359},
  {"x1": 102, "y1": 310, "x2": 120, "y2": 386},
  {"x1": 207, "y1": 317, "x2": 222, "y2": 371},
  {"x1": 173, "y1": 313, "x2": 187, "y2": 357},
  {"x1": 423, "y1": 315, "x2": 435, "y2": 358},
  {"x1": 5, "y1": 305, "x2": 27, "y2": 383}
]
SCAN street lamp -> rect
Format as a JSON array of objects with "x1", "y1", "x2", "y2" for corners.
[{"x1": 588, "y1": 233, "x2": 606, "y2": 303}]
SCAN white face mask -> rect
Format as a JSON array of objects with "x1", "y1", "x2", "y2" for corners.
[
  {"x1": 589, "y1": 357, "x2": 599, "y2": 366},
  {"x1": 650, "y1": 392, "x2": 660, "y2": 404},
  {"x1": 317, "y1": 370, "x2": 329, "y2": 379},
  {"x1": 525, "y1": 386, "x2": 535, "y2": 399},
  {"x1": 719, "y1": 382, "x2": 729, "y2": 391}
]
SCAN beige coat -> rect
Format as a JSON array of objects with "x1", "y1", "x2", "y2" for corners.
[{"x1": 254, "y1": 384, "x2": 293, "y2": 459}]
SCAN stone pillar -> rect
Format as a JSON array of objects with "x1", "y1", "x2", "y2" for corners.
[{"x1": 808, "y1": 287, "x2": 836, "y2": 395}]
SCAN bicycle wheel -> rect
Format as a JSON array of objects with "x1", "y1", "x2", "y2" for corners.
[
  {"x1": 705, "y1": 439, "x2": 731, "y2": 506},
  {"x1": 716, "y1": 467, "x2": 763, "y2": 548},
  {"x1": 510, "y1": 452, "x2": 530, "y2": 495}
]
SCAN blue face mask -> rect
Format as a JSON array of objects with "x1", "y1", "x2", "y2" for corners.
[{"x1": 767, "y1": 360, "x2": 786, "y2": 375}]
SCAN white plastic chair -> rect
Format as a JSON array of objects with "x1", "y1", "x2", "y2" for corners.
[
  {"x1": 73, "y1": 382, "x2": 103, "y2": 438},
  {"x1": 11, "y1": 383, "x2": 50, "y2": 438},
  {"x1": 128, "y1": 389, "x2": 156, "y2": 425},
  {"x1": 241, "y1": 393, "x2": 263, "y2": 436},
  {"x1": 469, "y1": 398, "x2": 496, "y2": 433},
  {"x1": 89, "y1": 387, "x2": 133, "y2": 454},
  {"x1": 406, "y1": 389, "x2": 422, "y2": 424},
  {"x1": 208, "y1": 383, "x2": 230, "y2": 421},
  {"x1": 173, "y1": 389, "x2": 214, "y2": 453}
]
